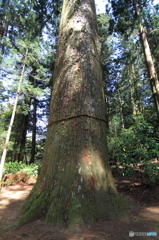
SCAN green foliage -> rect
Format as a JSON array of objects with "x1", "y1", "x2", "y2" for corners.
[
  {"x1": 142, "y1": 163, "x2": 159, "y2": 185},
  {"x1": 108, "y1": 119, "x2": 159, "y2": 179},
  {"x1": 3, "y1": 161, "x2": 40, "y2": 177},
  {"x1": 19, "y1": 233, "x2": 30, "y2": 238}
]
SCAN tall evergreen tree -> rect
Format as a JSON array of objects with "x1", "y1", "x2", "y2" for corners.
[
  {"x1": 109, "y1": 0, "x2": 159, "y2": 121},
  {"x1": 0, "y1": 48, "x2": 28, "y2": 181},
  {"x1": 8, "y1": 0, "x2": 127, "y2": 231},
  {"x1": 133, "y1": 0, "x2": 159, "y2": 119},
  {"x1": 0, "y1": 0, "x2": 62, "y2": 164}
]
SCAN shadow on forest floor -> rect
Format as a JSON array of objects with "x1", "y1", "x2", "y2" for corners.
[{"x1": 0, "y1": 173, "x2": 159, "y2": 240}]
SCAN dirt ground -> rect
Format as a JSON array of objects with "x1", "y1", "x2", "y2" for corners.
[{"x1": 0, "y1": 173, "x2": 159, "y2": 240}]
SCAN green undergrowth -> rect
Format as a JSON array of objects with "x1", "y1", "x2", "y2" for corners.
[
  {"x1": 108, "y1": 120, "x2": 159, "y2": 185},
  {"x1": 3, "y1": 161, "x2": 40, "y2": 177}
]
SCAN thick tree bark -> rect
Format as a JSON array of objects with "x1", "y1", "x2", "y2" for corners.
[{"x1": 8, "y1": 0, "x2": 127, "y2": 231}]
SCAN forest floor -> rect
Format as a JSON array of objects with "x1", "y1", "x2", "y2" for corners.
[{"x1": 0, "y1": 172, "x2": 159, "y2": 240}]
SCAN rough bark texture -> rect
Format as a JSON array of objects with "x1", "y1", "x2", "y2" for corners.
[{"x1": 7, "y1": 0, "x2": 127, "y2": 232}]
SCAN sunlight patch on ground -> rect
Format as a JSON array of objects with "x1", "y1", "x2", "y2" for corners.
[
  {"x1": 145, "y1": 207, "x2": 159, "y2": 214},
  {"x1": 0, "y1": 185, "x2": 32, "y2": 212},
  {"x1": 141, "y1": 207, "x2": 159, "y2": 222}
]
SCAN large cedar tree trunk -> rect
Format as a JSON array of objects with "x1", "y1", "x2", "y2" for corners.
[{"x1": 9, "y1": 0, "x2": 127, "y2": 231}]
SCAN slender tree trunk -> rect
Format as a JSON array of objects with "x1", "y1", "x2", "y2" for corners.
[
  {"x1": 29, "y1": 97, "x2": 37, "y2": 164},
  {"x1": 133, "y1": 0, "x2": 159, "y2": 120},
  {"x1": 128, "y1": 64, "x2": 140, "y2": 122},
  {"x1": 13, "y1": 67, "x2": 38, "y2": 164},
  {"x1": 29, "y1": 68, "x2": 38, "y2": 164},
  {"x1": 13, "y1": 112, "x2": 30, "y2": 162},
  {"x1": 131, "y1": 63, "x2": 144, "y2": 116},
  {"x1": 7, "y1": 0, "x2": 127, "y2": 231},
  {"x1": 0, "y1": 49, "x2": 28, "y2": 181},
  {"x1": 117, "y1": 89, "x2": 125, "y2": 128},
  {"x1": 129, "y1": 72, "x2": 136, "y2": 116},
  {"x1": 0, "y1": 0, "x2": 10, "y2": 57}
]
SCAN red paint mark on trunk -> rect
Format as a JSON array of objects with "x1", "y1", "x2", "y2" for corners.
[
  {"x1": 82, "y1": 146, "x2": 91, "y2": 164},
  {"x1": 91, "y1": 176, "x2": 96, "y2": 188},
  {"x1": 85, "y1": 176, "x2": 96, "y2": 190}
]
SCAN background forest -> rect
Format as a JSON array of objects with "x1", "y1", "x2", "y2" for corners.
[{"x1": 0, "y1": 0, "x2": 159, "y2": 184}]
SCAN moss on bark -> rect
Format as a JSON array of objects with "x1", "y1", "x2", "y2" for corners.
[{"x1": 5, "y1": 192, "x2": 46, "y2": 230}]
